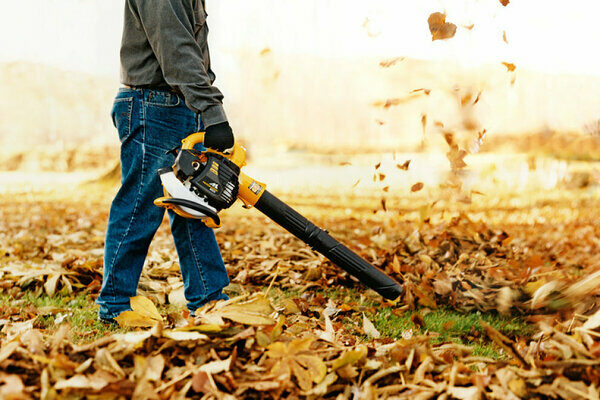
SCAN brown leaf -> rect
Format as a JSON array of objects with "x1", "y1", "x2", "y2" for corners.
[
  {"x1": 411, "y1": 182, "x2": 424, "y2": 192},
  {"x1": 192, "y1": 370, "x2": 219, "y2": 395},
  {"x1": 379, "y1": 57, "x2": 405, "y2": 68},
  {"x1": 500, "y1": 0, "x2": 509, "y2": 6},
  {"x1": 411, "y1": 88, "x2": 431, "y2": 95},
  {"x1": 397, "y1": 160, "x2": 411, "y2": 170},
  {"x1": 503, "y1": 31, "x2": 508, "y2": 43},
  {"x1": 411, "y1": 314, "x2": 426, "y2": 329},
  {"x1": 428, "y1": 12, "x2": 457, "y2": 41}
]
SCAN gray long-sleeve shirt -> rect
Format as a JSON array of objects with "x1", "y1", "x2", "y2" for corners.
[{"x1": 121, "y1": 0, "x2": 227, "y2": 127}]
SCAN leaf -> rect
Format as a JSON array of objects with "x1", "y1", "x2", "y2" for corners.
[
  {"x1": 428, "y1": 12, "x2": 457, "y2": 41},
  {"x1": 379, "y1": 57, "x2": 404, "y2": 68},
  {"x1": 199, "y1": 356, "x2": 232, "y2": 374},
  {"x1": 448, "y1": 386, "x2": 481, "y2": 400},
  {"x1": 317, "y1": 312, "x2": 335, "y2": 343},
  {"x1": 411, "y1": 313, "x2": 426, "y2": 329},
  {"x1": 411, "y1": 88, "x2": 431, "y2": 95},
  {"x1": 411, "y1": 182, "x2": 424, "y2": 192},
  {"x1": 192, "y1": 370, "x2": 219, "y2": 395},
  {"x1": 565, "y1": 271, "x2": 600, "y2": 299},
  {"x1": 582, "y1": 308, "x2": 600, "y2": 331},
  {"x1": 130, "y1": 296, "x2": 163, "y2": 321},
  {"x1": 162, "y1": 330, "x2": 209, "y2": 341},
  {"x1": 219, "y1": 298, "x2": 276, "y2": 326},
  {"x1": 291, "y1": 360, "x2": 312, "y2": 390},
  {"x1": 44, "y1": 274, "x2": 61, "y2": 297},
  {"x1": 296, "y1": 355, "x2": 327, "y2": 384},
  {"x1": 502, "y1": 62, "x2": 516, "y2": 72},
  {"x1": 115, "y1": 310, "x2": 158, "y2": 328},
  {"x1": 397, "y1": 160, "x2": 411, "y2": 170},
  {"x1": 500, "y1": 0, "x2": 509, "y2": 6},
  {"x1": 503, "y1": 31, "x2": 508, "y2": 43},
  {"x1": 168, "y1": 286, "x2": 187, "y2": 307},
  {"x1": 305, "y1": 373, "x2": 337, "y2": 396},
  {"x1": 531, "y1": 281, "x2": 560, "y2": 309},
  {"x1": 94, "y1": 348, "x2": 125, "y2": 379},
  {"x1": 133, "y1": 354, "x2": 164, "y2": 382},
  {"x1": 0, "y1": 341, "x2": 19, "y2": 363},
  {"x1": 362, "y1": 313, "x2": 381, "y2": 339},
  {"x1": 266, "y1": 338, "x2": 324, "y2": 391},
  {"x1": 332, "y1": 345, "x2": 368, "y2": 370}
]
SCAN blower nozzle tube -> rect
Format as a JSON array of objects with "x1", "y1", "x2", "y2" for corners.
[{"x1": 255, "y1": 190, "x2": 403, "y2": 300}]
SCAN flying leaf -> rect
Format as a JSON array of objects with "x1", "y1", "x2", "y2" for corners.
[
  {"x1": 411, "y1": 182, "x2": 424, "y2": 192},
  {"x1": 500, "y1": 0, "x2": 509, "y2": 6},
  {"x1": 397, "y1": 160, "x2": 411, "y2": 170},
  {"x1": 502, "y1": 62, "x2": 516, "y2": 72},
  {"x1": 582, "y1": 308, "x2": 600, "y2": 330},
  {"x1": 379, "y1": 57, "x2": 405, "y2": 68},
  {"x1": 428, "y1": 12, "x2": 457, "y2": 41}
]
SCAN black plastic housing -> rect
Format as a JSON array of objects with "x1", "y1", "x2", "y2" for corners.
[{"x1": 255, "y1": 191, "x2": 403, "y2": 300}]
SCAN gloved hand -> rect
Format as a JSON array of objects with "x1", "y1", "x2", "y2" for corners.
[{"x1": 204, "y1": 121, "x2": 235, "y2": 153}]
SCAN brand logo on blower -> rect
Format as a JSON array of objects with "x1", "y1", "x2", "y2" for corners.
[{"x1": 248, "y1": 181, "x2": 263, "y2": 195}]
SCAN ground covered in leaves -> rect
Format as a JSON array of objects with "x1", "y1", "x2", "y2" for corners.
[{"x1": 1, "y1": 155, "x2": 600, "y2": 399}]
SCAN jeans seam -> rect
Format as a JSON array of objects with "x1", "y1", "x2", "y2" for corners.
[
  {"x1": 186, "y1": 220, "x2": 208, "y2": 295},
  {"x1": 106, "y1": 166, "x2": 144, "y2": 305},
  {"x1": 106, "y1": 97, "x2": 146, "y2": 304}
]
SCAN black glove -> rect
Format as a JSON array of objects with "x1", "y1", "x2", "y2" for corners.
[{"x1": 204, "y1": 121, "x2": 235, "y2": 153}]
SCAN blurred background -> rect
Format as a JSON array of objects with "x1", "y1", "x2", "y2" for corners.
[{"x1": 2, "y1": 0, "x2": 600, "y2": 199}]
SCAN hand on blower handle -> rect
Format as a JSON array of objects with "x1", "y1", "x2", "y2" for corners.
[{"x1": 204, "y1": 121, "x2": 235, "y2": 153}]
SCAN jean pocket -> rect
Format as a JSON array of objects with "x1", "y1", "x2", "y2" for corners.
[
  {"x1": 111, "y1": 97, "x2": 134, "y2": 143},
  {"x1": 145, "y1": 91, "x2": 181, "y2": 108}
]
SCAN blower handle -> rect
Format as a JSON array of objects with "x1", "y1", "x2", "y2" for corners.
[
  {"x1": 254, "y1": 190, "x2": 403, "y2": 300},
  {"x1": 181, "y1": 132, "x2": 206, "y2": 150}
]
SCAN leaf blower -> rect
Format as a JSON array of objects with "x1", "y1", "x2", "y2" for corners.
[{"x1": 154, "y1": 132, "x2": 403, "y2": 300}]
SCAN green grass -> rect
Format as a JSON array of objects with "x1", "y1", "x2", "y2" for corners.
[
  {"x1": 0, "y1": 292, "x2": 126, "y2": 343},
  {"x1": 366, "y1": 307, "x2": 532, "y2": 359},
  {"x1": 0, "y1": 286, "x2": 535, "y2": 359},
  {"x1": 276, "y1": 286, "x2": 533, "y2": 360}
]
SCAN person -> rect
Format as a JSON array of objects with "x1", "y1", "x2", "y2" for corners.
[{"x1": 96, "y1": 0, "x2": 234, "y2": 321}]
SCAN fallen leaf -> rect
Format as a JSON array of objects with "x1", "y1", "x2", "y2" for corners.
[{"x1": 362, "y1": 313, "x2": 381, "y2": 339}]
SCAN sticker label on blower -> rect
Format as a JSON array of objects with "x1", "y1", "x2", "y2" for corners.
[{"x1": 248, "y1": 181, "x2": 263, "y2": 195}]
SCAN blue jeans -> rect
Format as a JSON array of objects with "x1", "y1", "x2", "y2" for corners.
[{"x1": 96, "y1": 88, "x2": 229, "y2": 320}]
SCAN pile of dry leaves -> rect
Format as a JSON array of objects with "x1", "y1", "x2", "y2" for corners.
[{"x1": 1, "y1": 291, "x2": 599, "y2": 399}]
